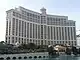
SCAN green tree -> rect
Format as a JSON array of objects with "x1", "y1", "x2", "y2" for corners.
[
  {"x1": 27, "y1": 43, "x2": 36, "y2": 49},
  {"x1": 18, "y1": 44, "x2": 27, "y2": 49},
  {"x1": 0, "y1": 41, "x2": 5, "y2": 44}
]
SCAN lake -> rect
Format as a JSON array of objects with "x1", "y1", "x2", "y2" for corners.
[{"x1": 4, "y1": 55, "x2": 80, "y2": 60}]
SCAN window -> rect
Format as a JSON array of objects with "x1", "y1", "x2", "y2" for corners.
[
  {"x1": 48, "y1": 41, "x2": 50, "y2": 45},
  {"x1": 27, "y1": 39, "x2": 29, "y2": 43},
  {"x1": 27, "y1": 13, "x2": 29, "y2": 16},
  {"x1": 13, "y1": 12, "x2": 15, "y2": 16},
  {"x1": 38, "y1": 16, "x2": 40, "y2": 19},
  {"x1": 24, "y1": 39, "x2": 26, "y2": 44},
  {"x1": 19, "y1": 14, "x2": 21, "y2": 18},
  {"x1": 19, "y1": 38, "x2": 20, "y2": 43},
  {"x1": 38, "y1": 40, "x2": 40, "y2": 45},
  {"x1": 6, "y1": 37, "x2": 7, "y2": 40},
  {"x1": 30, "y1": 39, "x2": 32, "y2": 43},
  {"x1": 22, "y1": 38, "x2": 23, "y2": 44},
  {"x1": 12, "y1": 37, "x2": 14, "y2": 43}
]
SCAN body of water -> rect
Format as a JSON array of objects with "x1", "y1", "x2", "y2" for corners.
[{"x1": 4, "y1": 55, "x2": 80, "y2": 60}]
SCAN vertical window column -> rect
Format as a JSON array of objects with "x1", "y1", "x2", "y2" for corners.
[
  {"x1": 24, "y1": 22, "x2": 26, "y2": 37},
  {"x1": 51, "y1": 26, "x2": 53, "y2": 40},
  {"x1": 30, "y1": 23, "x2": 32, "y2": 38},
  {"x1": 46, "y1": 26, "x2": 48, "y2": 45},
  {"x1": 19, "y1": 20, "x2": 21, "y2": 36},
  {"x1": 20, "y1": 21, "x2": 22, "y2": 36},
  {"x1": 22, "y1": 21, "x2": 24, "y2": 37},
  {"x1": 27, "y1": 23, "x2": 29, "y2": 38},
  {"x1": 16, "y1": 19, "x2": 18, "y2": 36},
  {"x1": 58, "y1": 27, "x2": 60, "y2": 41},
  {"x1": 38, "y1": 25, "x2": 40, "y2": 39},
  {"x1": 12, "y1": 18, "x2": 15, "y2": 35},
  {"x1": 33, "y1": 24, "x2": 35, "y2": 38},
  {"x1": 49, "y1": 26, "x2": 51, "y2": 40},
  {"x1": 48, "y1": 26, "x2": 50, "y2": 39},
  {"x1": 72, "y1": 27, "x2": 74, "y2": 40},
  {"x1": 69, "y1": 27, "x2": 71, "y2": 40},
  {"x1": 56, "y1": 27, "x2": 58, "y2": 40},
  {"x1": 59, "y1": 27, "x2": 61, "y2": 40},
  {"x1": 55, "y1": 27, "x2": 57, "y2": 41},
  {"x1": 65, "y1": 27, "x2": 67, "y2": 40},
  {"x1": 6, "y1": 20, "x2": 8, "y2": 36},
  {"x1": 36, "y1": 24, "x2": 37, "y2": 39},
  {"x1": 41, "y1": 25, "x2": 43, "y2": 39},
  {"x1": 52, "y1": 27, "x2": 54, "y2": 40},
  {"x1": 10, "y1": 20, "x2": 12, "y2": 35},
  {"x1": 34, "y1": 24, "x2": 36, "y2": 38},
  {"x1": 26, "y1": 22, "x2": 27, "y2": 37},
  {"x1": 61, "y1": 27, "x2": 62, "y2": 40},
  {"x1": 73, "y1": 27, "x2": 76, "y2": 40},
  {"x1": 71, "y1": 27, "x2": 73, "y2": 40},
  {"x1": 62, "y1": 27, "x2": 64, "y2": 40},
  {"x1": 68, "y1": 27, "x2": 70, "y2": 40},
  {"x1": 64, "y1": 27, "x2": 65, "y2": 40}
]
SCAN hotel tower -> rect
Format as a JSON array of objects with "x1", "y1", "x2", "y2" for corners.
[{"x1": 5, "y1": 6, "x2": 76, "y2": 46}]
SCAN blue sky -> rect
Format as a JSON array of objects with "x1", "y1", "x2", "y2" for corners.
[{"x1": 0, "y1": 0, "x2": 80, "y2": 41}]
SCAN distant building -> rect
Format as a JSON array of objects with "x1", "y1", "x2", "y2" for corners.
[{"x1": 5, "y1": 6, "x2": 76, "y2": 46}]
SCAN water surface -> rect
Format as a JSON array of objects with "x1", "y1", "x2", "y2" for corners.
[{"x1": 8, "y1": 55, "x2": 80, "y2": 60}]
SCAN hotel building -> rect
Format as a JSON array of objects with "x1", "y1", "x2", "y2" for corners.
[{"x1": 5, "y1": 6, "x2": 76, "y2": 46}]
